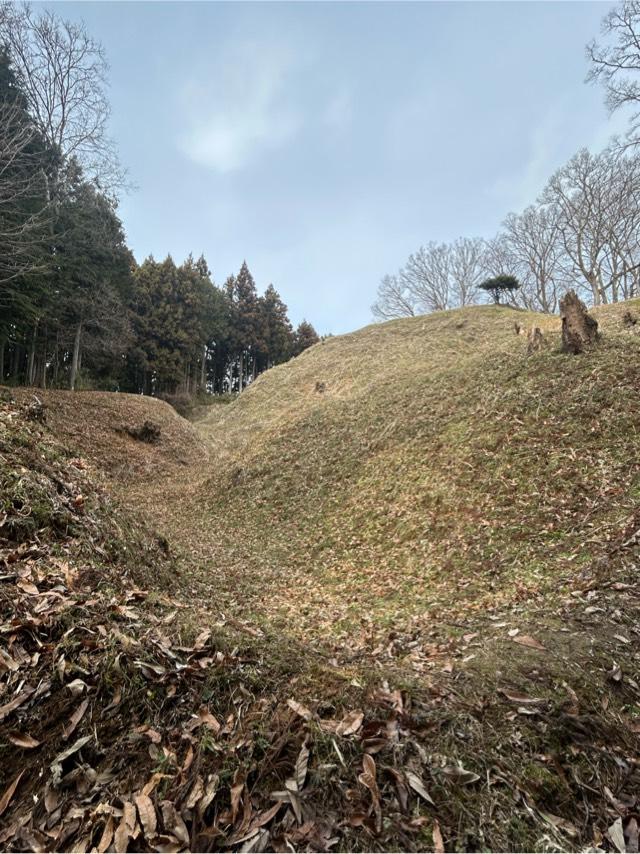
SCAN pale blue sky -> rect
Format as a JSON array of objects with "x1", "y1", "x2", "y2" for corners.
[{"x1": 52, "y1": 1, "x2": 622, "y2": 333}]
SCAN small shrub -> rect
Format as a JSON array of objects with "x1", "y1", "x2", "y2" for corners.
[{"x1": 117, "y1": 420, "x2": 161, "y2": 443}]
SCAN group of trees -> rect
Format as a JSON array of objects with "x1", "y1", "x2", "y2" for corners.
[
  {"x1": 373, "y1": 0, "x2": 640, "y2": 321},
  {"x1": 373, "y1": 146, "x2": 640, "y2": 321},
  {"x1": 125, "y1": 257, "x2": 318, "y2": 397},
  {"x1": 0, "y1": 3, "x2": 318, "y2": 394}
]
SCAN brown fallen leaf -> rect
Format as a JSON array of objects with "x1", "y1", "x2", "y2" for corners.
[
  {"x1": 66, "y1": 678, "x2": 89, "y2": 697},
  {"x1": 135, "y1": 793, "x2": 157, "y2": 838},
  {"x1": 193, "y1": 628, "x2": 211, "y2": 649},
  {"x1": 499, "y1": 689, "x2": 544, "y2": 705},
  {"x1": 197, "y1": 775, "x2": 219, "y2": 818},
  {"x1": 626, "y1": 817, "x2": 639, "y2": 854},
  {"x1": 17, "y1": 580, "x2": 39, "y2": 595},
  {"x1": 336, "y1": 709, "x2": 364, "y2": 736},
  {"x1": 185, "y1": 776, "x2": 205, "y2": 811},
  {"x1": 197, "y1": 705, "x2": 221, "y2": 733},
  {"x1": 287, "y1": 699, "x2": 313, "y2": 720},
  {"x1": 285, "y1": 778, "x2": 302, "y2": 824},
  {"x1": 230, "y1": 769, "x2": 245, "y2": 825},
  {"x1": 441, "y1": 764, "x2": 480, "y2": 785},
  {"x1": 608, "y1": 817, "x2": 626, "y2": 854},
  {"x1": 0, "y1": 685, "x2": 35, "y2": 721},
  {"x1": 7, "y1": 731, "x2": 41, "y2": 749},
  {"x1": 358, "y1": 754, "x2": 382, "y2": 833},
  {"x1": 248, "y1": 801, "x2": 283, "y2": 832},
  {"x1": 63, "y1": 698, "x2": 89, "y2": 740},
  {"x1": 512, "y1": 634, "x2": 546, "y2": 651},
  {"x1": 0, "y1": 648, "x2": 19, "y2": 672},
  {"x1": 50, "y1": 735, "x2": 92, "y2": 786},
  {"x1": 433, "y1": 820, "x2": 445, "y2": 854},
  {"x1": 540, "y1": 811, "x2": 579, "y2": 838},
  {"x1": 97, "y1": 816, "x2": 115, "y2": 853},
  {"x1": 0, "y1": 770, "x2": 25, "y2": 816},
  {"x1": 142, "y1": 772, "x2": 172, "y2": 797},
  {"x1": 405, "y1": 770, "x2": 435, "y2": 805},
  {"x1": 160, "y1": 801, "x2": 190, "y2": 846},
  {"x1": 295, "y1": 741, "x2": 310, "y2": 790},
  {"x1": 609, "y1": 662, "x2": 623, "y2": 682},
  {"x1": 114, "y1": 801, "x2": 137, "y2": 853},
  {"x1": 182, "y1": 744, "x2": 194, "y2": 773}
]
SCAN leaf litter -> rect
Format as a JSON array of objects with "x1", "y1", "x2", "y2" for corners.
[{"x1": 6, "y1": 307, "x2": 640, "y2": 851}]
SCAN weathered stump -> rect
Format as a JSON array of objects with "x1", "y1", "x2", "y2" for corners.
[
  {"x1": 560, "y1": 290, "x2": 599, "y2": 354},
  {"x1": 527, "y1": 327, "x2": 544, "y2": 354}
]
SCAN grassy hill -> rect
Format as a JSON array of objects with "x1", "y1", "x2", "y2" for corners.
[
  {"x1": 191, "y1": 302, "x2": 640, "y2": 655},
  {"x1": 3, "y1": 301, "x2": 640, "y2": 852}
]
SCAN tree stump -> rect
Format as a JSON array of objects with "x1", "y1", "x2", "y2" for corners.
[
  {"x1": 560, "y1": 290, "x2": 599, "y2": 354},
  {"x1": 527, "y1": 327, "x2": 544, "y2": 354}
]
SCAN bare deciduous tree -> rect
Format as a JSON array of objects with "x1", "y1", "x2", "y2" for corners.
[
  {"x1": 0, "y1": 2, "x2": 123, "y2": 194},
  {"x1": 371, "y1": 273, "x2": 417, "y2": 320},
  {"x1": 501, "y1": 205, "x2": 563, "y2": 313},
  {"x1": 542, "y1": 147, "x2": 640, "y2": 305},
  {"x1": 0, "y1": 97, "x2": 49, "y2": 285},
  {"x1": 401, "y1": 243, "x2": 451, "y2": 313},
  {"x1": 449, "y1": 237, "x2": 485, "y2": 307},
  {"x1": 372, "y1": 239, "x2": 485, "y2": 320},
  {"x1": 588, "y1": 1, "x2": 640, "y2": 148}
]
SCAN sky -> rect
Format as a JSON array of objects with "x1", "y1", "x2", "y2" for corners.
[{"x1": 49, "y1": 1, "x2": 626, "y2": 335}]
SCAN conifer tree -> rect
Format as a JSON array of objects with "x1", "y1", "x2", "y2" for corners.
[
  {"x1": 292, "y1": 320, "x2": 320, "y2": 356},
  {"x1": 257, "y1": 284, "x2": 294, "y2": 371}
]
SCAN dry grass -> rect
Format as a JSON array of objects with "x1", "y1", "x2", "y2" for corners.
[
  {"x1": 175, "y1": 304, "x2": 640, "y2": 655},
  {"x1": 4, "y1": 302, "x2": 640, "y2": 851},
  {"x1": 10, "y1": 388, "x2": 208, "y2": 502}
]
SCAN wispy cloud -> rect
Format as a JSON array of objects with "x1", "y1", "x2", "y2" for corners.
[
  {"x1": 487, "y1": 96, "x2": 632, "y2": 215},
  {"x1": 179, "y1": 42, "x2": 300, "y2": 173},
  {"x1": 487, "y1": 103, "x2": 567, "y2": 212}
]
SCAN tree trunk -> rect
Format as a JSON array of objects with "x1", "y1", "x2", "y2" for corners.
[
  {"x1": 0, "y1": 337, "x2": 5, "y2": 382},
  {"x1": 40, "y1": 342, "x2": 47, "y2": 388},
  {"x1": 200, "y1": 344, "x2": 207, "y2": 392},
  {"x1": 70, "y1": 322, "x2": 82, "y2": 391},
  {"x1": 53, "y1": 331, "x2": 59, "y2": 386},
  {"x1": 11, "y1": 343, "x2": 21, "y2": 382},
  {"x1": 27, "y1": 321, "x2": 38, "y2": 386}
]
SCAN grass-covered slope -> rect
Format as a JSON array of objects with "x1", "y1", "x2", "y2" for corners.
[
  {"x1": 4, "y1": 303, "x2": 640, "y2": 853},
  {"x1": 193, "y1": 302, "x2": 640, "y2": 650},
  {"x1": 11, "y1": 388, "x2": 208, "y2": 497}
]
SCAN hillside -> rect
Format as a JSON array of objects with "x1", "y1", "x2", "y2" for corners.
[
  {"x1": 10, "y1": 389, "x2": 207, "y2": 499},
  {"x1": 2, "y1": 302, "x2": 640, "y2": 852},
  {"x1": 188, "y1": 303, "x2": 640, "y2": 655}
]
